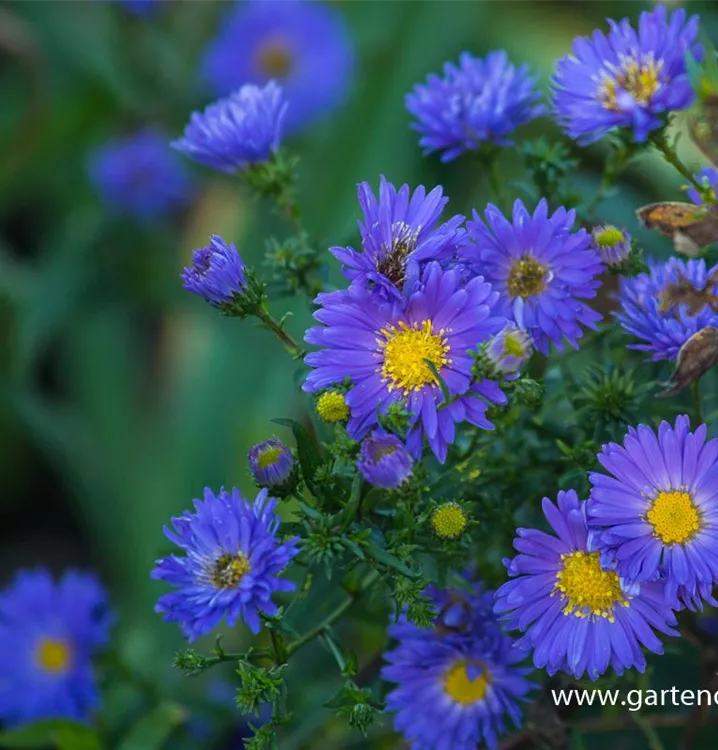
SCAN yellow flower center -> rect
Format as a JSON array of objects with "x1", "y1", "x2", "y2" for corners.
[
  {"x1": 430, "y1": 503, "x2": 468, "y2": 540},
  {"x1": 554, "y1": 551, "x2": 627, "y2": 621},
  {"x1": 647, "y1": 491, "x2": 701, "y2": 544},
  {"x1": 35, "y1": 638, "x2": 72, "y2": 674},
  {"x1": 257, "y1": 446, "x2": 282, "y2": 470},
  {"x1": 599, "y1": 56, "x2": 663, "y2": 111},
  {"x1": 503, "y1": 332, "x2": 526, "y2": 358},
  {"x1": 212, "y1": 552, "x2": 251, "y2": 589},
  {"x1": 380, "y1": 320, "x2": 450, "y2": 394},
  {"x1": 595, "y1": 227, "x2": 624, "y2": 247},
  {"x1": 506, "y1": 256, "x2": 548, "y2": 299},
  {"x1": 316, "y1": 391, "x2": 349, "y2": 423},
  {"x1": 257, "y1": 40, "x2": 292, "y2": 78},
  {"x1": 444, "y1": 661, "x2": 490, "y2": 704}
]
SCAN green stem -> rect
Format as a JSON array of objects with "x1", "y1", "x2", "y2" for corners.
[
  {"x1": 256, "y1": 305, "x2": 304, "y2": 358},
  {"x1": 286, "y1": 569, "x2": 380, "y2": 658},
  {"x1": 200, "y1": 647, "x2": 271, "y2": 670},
  {"x1": 692, "y1": 379, "x2": 704, "y2": 424},
  {"x1": 586, "y1": 141, "x2": 636, "y2": 216},
  {"x1": 651, "y1": 131, "x2": 705, "y2": 195}
]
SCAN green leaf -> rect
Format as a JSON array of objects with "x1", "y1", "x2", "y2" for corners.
[
  {"x1": 115, "y1": 703, "x2": 186, "y2": 750},
  {"x1": 272, "y1": 418, "x2": 326, "y2": 498},
  {"x1": 0, "y1": 720, "x2": 103, "y2": 750},
  {"x1": 364, "y1": 539, "x2": 417, "y2": 577}
]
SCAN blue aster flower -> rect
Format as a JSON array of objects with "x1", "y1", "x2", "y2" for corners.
[
  {"x1": 249, "y1": 437, "x2": 296, "y2": 496},
  {"x1": 0, "y1": 569, "x2": 112, "y2": 727},
  {"x1": 172, "y1": 83, "x2": 287, "y2": 174},
  {"x1": 201, "y1": 0, "x2": 354, "y2": 133},
  {"x1": 687, "y1": 166, "x2": 718, "y2": 205},
  {"x1": 552, "y1": 5, "x2": 701, "y2": 145},
  {"x1": 152, "y1": 487, "x2": 299, "y2": 640},
  {"x1": 590, "y1": 225, "x2": 633, "y2": 268},
  {"x1": 303, "y1": 262, "x2": 507, "y2": 463},
  {"x1": 330, "y1": 176, "x2": 466, "y2": 303},
  {"x1": 616, "y1": 257, "x2": 718, "y2": 362},
  {"x1": 87, "y1": 129, "x2": 193, "y2": 221},
  {"x1": 406, "y1": 50, "x2": 545, "y2": 162},
  {"x1": 467, "y1": 199, "x2": 604, "y2": 355},
  {"x1": 357, "y1": 430, "x2": 414, "y2": 489},
  {"x1": 182, "y1": 235, "x2": 248, "y2": 308},
  {"x1": 382, "y1": 581, "x2": 533, "y2": 750},
  {"x1": 495, "y1": 490, "x2": 679, "y2": 680},
  {"x1": 588, "y1": 416, "x2": 718, "y2": 611}
]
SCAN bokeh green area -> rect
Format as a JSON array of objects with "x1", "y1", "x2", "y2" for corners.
[{"x1": 2, "y1": 1, "x2": 718, "y2": 748}]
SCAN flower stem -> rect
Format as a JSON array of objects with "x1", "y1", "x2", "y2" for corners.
[
  {"x1": 256, "y1": 305, "x2": 304, "y2": 358},
  {"x1": 286, "y1": 569, "x2": 381, "y2": 658},
  {"x1": 651, "y1": 131, "x2": 705, "y2": 196}
]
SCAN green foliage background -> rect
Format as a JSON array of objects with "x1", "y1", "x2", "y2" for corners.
[{"x1": 2, "y1": 1, "x2": 718, "y2": 748}]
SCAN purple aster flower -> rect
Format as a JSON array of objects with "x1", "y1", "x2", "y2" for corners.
[
  {"x1": 201, "y1": 0, "x2": 354, "y2": 133},
  {"x1": 0, "y1": 569, "x2": 112, "y2": 727},
  {"x1": 616, "y1": 257, "x2": 718, "y2": 362},
  {"x1": 590, "y1": 225, "x2": 633, "y2": 268},
  {"x1": 687, "y1": 166, "x2": 718, "y2": 205},
  {"x1": 484, "y1": 324, "x2": 534, "y2": 376},
  {"x1": 406, "y1": 51, "x2": 545, "y2": 163},
  {"x1": 172, "y1": 83, "x2": 287, "y2": 174},
  {"x1": 87, "y1": 129, "x2": 193, "y2": 221},
  {"x1": 357, "y1": 430, "x2": 414, "y2": 489},
  {"x1": 181, "y1": 235, "x2": 247, "y2": 308},
  {"x1": 152, "y1": 487, "x2": 299, "y2": 640},
  {"x1": 495, "y1": 490, "x2": 679, "y2": 680},
  {"x1": 467, "y1": 199, "x2": 604, "y2": 355},
  {"x1": 330, "y1": 176, "x2": 466, "y2": 302},
  {"x1": 382, "y1": 581, "x2": 533, "y2": 750},
  {"x1": 248, "y1": 437, "x2": 297, "y2": 497},
  {"x1": 303, "y1": 262, "x2": 507, "y2": 463},
  {"x1": 552, "y1": 5, "x2": 701, "y2": 144},
  {"x1": 588, "y1": 415, "x2": 718, "y2": 611}
]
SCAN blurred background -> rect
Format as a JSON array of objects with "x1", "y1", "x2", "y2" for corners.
[{"x1": 2, "y1": 1, "x2": 718, "y2": 747}]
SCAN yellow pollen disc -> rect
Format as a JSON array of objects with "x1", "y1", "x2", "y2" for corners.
[
  {"x1": 36, "y1": 638, "x2": 72, "y2": 674},
  {"x1": 506, "y1": 256, "x2": 548, "y2": 299},
  {"x1": 212, "y1": 552, "x2": 251, "y2": 589},
  {"x1": 595, "y1": 227, "x2": 624, "y2": 247},
  {"x1": 316, "y1": 391, "x2": 349, "y2": 423},
  {"x1": 503, "y1": 333, "x2": 526, "y2": 358},
  {"x1": 599, "y1": 57, "x2": 663, "y2": 111},
  {"x1": 647, "y1": 491, "x2": 701, "y2": 544},
  {"x1": 430, "y1": 503, "x2": 468, "y2": 540},
  {"x1": 257, "y1": 40, "x2": 292, "y2": 78},
  {"x1": 444, "y1": 661, "x2": 489, "y2": 705},
  {"x1": 257, "y1": 446, "x2": 282, "y2": 470},
  {"x1": 380, "y1": 320, "x2": 450, "y2": 394},
  {"x1": 554, "y1": 551, "x2": 627, "y2": 621}
]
